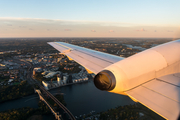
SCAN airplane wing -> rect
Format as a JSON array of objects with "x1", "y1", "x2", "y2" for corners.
[
  {"x1": 48, "y1": 42, "x2": 124, "y2": 74},
  {"x1": 126, "y1": 73, "x2": 180, "y2": 120},
  {"x1": 48, "y1": 41, "x2": 180, "y2": 120}
]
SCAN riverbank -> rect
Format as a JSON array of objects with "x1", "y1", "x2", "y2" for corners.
[
  {"x1": 47, "y1": 79, "x2": 90, "y2": 90},
  {"x1": 0, "y1": 80, "x2": 134, "y2": 119}
]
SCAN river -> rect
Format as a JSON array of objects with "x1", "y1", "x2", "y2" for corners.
[{"x1": 0, "y1": 80, "x2": 134, "y2": 116}]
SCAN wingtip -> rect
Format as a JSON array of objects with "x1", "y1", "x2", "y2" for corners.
[{"x1": 47, "y1": 42, "x2": 53, "y2": 44}]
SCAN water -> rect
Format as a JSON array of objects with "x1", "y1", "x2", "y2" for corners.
[
  {"x1": 0, "y1": 81, "x2": 134, "y2": 116},
  {"x1": 123, "y1": 44, "x2": 146, "y2": 51},
  {"x1": 49, "y1": 81, "x2": 134, "y2": 116},
  {"x1": 0, "y1": 94, "x2": 39, "y2": 111}
]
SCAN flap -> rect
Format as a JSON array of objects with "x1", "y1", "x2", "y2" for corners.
[{"x1": 126, "y1": 73, "x2": 180, "y2": 120}]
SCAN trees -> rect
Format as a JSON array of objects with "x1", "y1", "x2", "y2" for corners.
[
  {"x1": 0, "y1": 107, "x2": 38, "y2": 120},
  {"x1": 0, "y1": 80, "x2": 34, "y2": 102},
  {"x1": 98, "y1": 103, "x2": 165, "y2": 120}
]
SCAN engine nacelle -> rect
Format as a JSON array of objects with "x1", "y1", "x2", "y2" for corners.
[
  {"x1": 94, "y1": 70, "x2": 116, "y2": 91},
  {"x1": 94, "y1": 40, "x2": 180, "y2": 95}
]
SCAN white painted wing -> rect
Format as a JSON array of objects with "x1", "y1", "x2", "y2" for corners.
[
  {"x1": 126, "y1": 73, "x2": 180, "y2": 120},
  {"x1": 48, "y1": 42, "x2": 124, "y2": 74},
  {"x1": 48, "y1": 41, "x2": 180, "y2": 119}
]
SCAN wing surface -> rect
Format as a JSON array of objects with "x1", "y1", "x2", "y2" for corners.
[
  {"x1": 126, "y1": 73, "x2": 180, "y2": 120},
  {"x1": 48, "y1": 42, "x2": 124, "y2": 74}
]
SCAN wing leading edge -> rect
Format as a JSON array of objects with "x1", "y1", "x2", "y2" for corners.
[{"x1": 48, "y1": 42, "x2": 124, "y2": 74}]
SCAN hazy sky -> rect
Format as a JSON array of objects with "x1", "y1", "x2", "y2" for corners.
[{"x1": 0, "y1": 0, "x2": 180, "y2": 38}]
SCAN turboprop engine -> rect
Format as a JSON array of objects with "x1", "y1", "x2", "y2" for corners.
[{"x1": 94, "y1": 40, "x2": 180, "y2": 95}]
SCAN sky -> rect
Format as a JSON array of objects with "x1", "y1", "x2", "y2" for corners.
[{"x1": 0, "y1": 0, "x2": 180, "y2": 38}]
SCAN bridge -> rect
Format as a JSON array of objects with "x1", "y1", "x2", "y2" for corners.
[
  {"x1": 39, "y1": 86, "x2": 76, "y2": 120},
  {"x1": 35, "y1": 89, "x2": 62, "y2": 120},
  {"x1": 22, "y1": 59, "x2": 76, "y2": 120}
]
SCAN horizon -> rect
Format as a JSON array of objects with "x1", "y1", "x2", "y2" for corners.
[
  {"x1": 0, "y1": 37, "x2": 177, "y2": 39},
  {"x1": 0, "y1": 0, "x2": 180, "y2": 38}
]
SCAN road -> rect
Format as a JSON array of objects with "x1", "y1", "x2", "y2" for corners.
[{"x1": 13, "y1": 59, "x2": 76, "y2": 120}]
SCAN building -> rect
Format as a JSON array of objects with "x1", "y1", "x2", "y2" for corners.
[
  {"x1": 57, "y1": 76, "x2": 61, "y2": 85},
  {"x1": 67, "y1": 75, "x2": 72, "y2": 83},
  {"x1": 41, "y1": 71, "x2": 50, "y2": 76},
  {"x1": 42, "y1": 81, "x2": 50, "y2": 90},
  {"x1": 44, "y1": 71, "x2": 61, "y2": 78},
  {"x1": 63, "y1": 76, "x2": 67, "y2": 84},
  {"x1": 33, "y1": 68, "x2": 42, "y2": 75}
]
